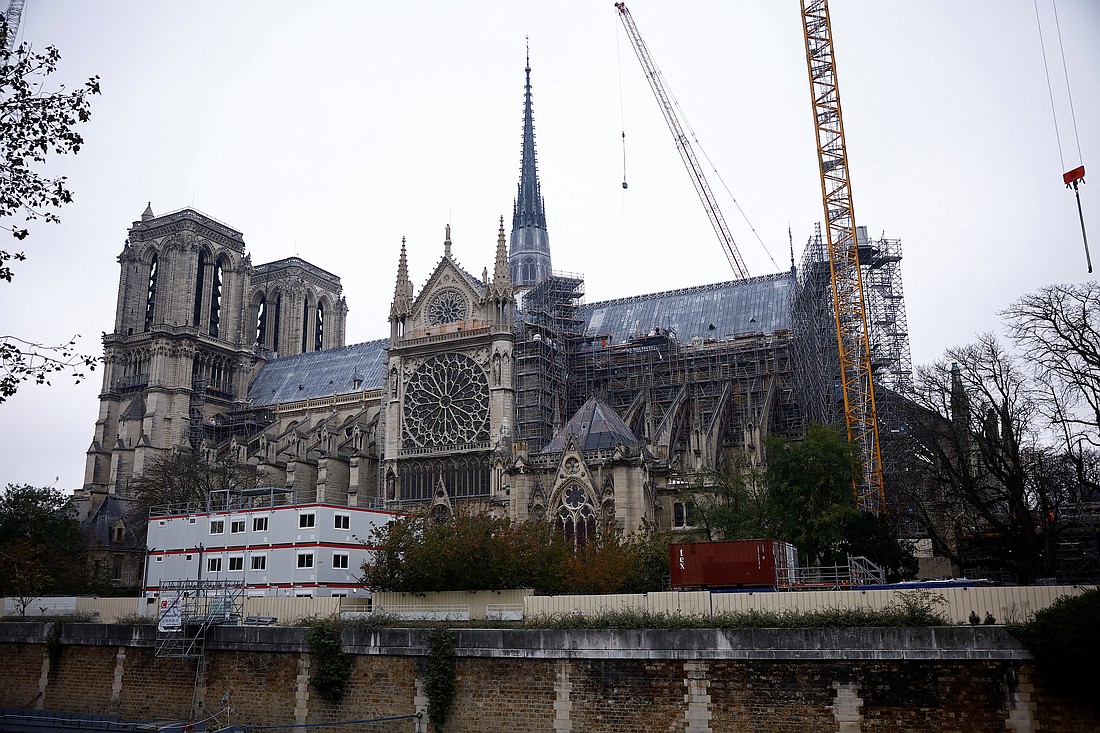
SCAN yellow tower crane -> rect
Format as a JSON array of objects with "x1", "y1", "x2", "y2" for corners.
[{"x1": 799, "y1": 0, "x2": 886, "y2": 513}]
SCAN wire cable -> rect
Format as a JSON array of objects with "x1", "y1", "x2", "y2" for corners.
[
  {"x1": 1051, "y1": 0, "x2": 1084, "y2": 165},
  {"x1": 616, "y1": 17, "x2": 628, "y2": 190},
  {"x1": 1034, "y1": 0, "x2": 1066, "y2": 172},
  {"x1": 649, "y1": 48, "x2": 777, "y2": 270}
]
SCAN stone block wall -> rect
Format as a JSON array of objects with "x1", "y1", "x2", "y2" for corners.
[{"x1": 0, "y1": 623, "x2": 1097, "y2": 732}]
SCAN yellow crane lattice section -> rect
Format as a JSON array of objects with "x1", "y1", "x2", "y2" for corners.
[{"x1": 800, "y1": 0, "x2": 885, "y2": 512}]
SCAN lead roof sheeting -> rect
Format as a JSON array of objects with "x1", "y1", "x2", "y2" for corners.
[
  {"x1": 542, "y1": 396, "x2": 640, "y2": 454},
  {"x1": 579, "y1": 273, "x2": 794, "y2": 344},
  {"x1": 247, "y1": 339, "x2": 388, "y2": 406}
]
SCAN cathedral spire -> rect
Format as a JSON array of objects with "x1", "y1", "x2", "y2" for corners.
[
  {"x1": 390, "y1": 237, "x2": 413, "y2": 320},
  {"x1": 509, "y1": 44, "x2": 552, "y2": 288}
]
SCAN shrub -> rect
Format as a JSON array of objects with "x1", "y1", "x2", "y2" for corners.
[
  {"x1": 304, "y1": 619, "x2": 351, "y2": 703},
  {"x1": 1010, "y1": 587, "x2": 1099, "y2": 700}
]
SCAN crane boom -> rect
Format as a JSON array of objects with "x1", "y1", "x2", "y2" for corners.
[
  {"x1": 3, "y1": 0, "x2": 25, "y2": 51},
  {"x1": 614, "y1": 2, "x2": 750, "y2": 280},
  {"x1": 799, "y1": 0, "x2": 886, "y2": 512}
]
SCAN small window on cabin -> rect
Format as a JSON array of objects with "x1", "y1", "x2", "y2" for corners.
[
  {"x1": 250, "y1": 555, "x2": 267, "y2": 571},
  {"x1": 253, "y1": 516, "x2": 268, "y2": 532},
  {"x1": 230, "y1": 520, "x2": 245, "y2": 534},
  {"x1": 297, "y1": 552, "x2": 314, "y2": 569},
  {"x1": 334, "y1": 514, "x2": 350, "y2": 530},
  {"x1": 207, "y1": 557, "x2": 222, "y2": 573},
  {"x1": 332, "y1": 552, "x2": 350, "y2": 570},
  {"x1": 228, "y1": 556, "x2": 244, "y2": 572},
  {"x1": 299, "y1": 513, "x2": 316, "y2": 529},
  {"x1": 210, "y1": 520, "x2": 225, "y2": 535}
]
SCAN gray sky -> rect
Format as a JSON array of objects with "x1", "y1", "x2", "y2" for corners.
[{"x1": 1, "y1": 1, "x2": 1097, "y2": 492}]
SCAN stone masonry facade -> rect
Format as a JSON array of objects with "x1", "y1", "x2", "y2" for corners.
[{"x1": 1, "y1": 624, "x2": 1098, "y2": 732}]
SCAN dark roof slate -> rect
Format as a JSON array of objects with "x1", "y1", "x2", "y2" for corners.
[
  {"x1": 246, "y1": 339, "x2": 388, "y2": 406},
  {"x1": 542, "y1": 396, "x2": 640, "y2": 454},
  {"x1": 579, "y1": 271, "x2": 793, "y2": 345}
]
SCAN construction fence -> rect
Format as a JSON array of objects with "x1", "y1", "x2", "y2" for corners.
[{"x1": 3, "y1": 585, "x2": 1092, "y2": 626}]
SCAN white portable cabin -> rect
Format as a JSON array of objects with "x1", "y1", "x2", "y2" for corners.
[{"x1": 145, "y1": 487, "x2": 401, "y2": 597}]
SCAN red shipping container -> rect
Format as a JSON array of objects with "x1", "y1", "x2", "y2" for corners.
[{"x1": 669, "y1": 540, "x2": 798, "y2": 589}]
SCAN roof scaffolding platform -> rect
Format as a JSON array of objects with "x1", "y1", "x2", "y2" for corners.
[
  {"x1": 149, "y1": 486, "x2": 298, "y2": 518},
  {"x1": 155, "y1": 579, "x2": 244, "y2": 659}
]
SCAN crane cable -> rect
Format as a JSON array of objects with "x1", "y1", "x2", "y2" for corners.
[
  {"x1": 648, "y1": 54, "x2": 778, "y2": 271},
  {"x1": 616, "y1": 19, "x2": 628, "y2": 191},
  {"x1": 615, "y1": 8, "x2": 777, "y2": 271},
  {"x1": 1035, "y1": 0, "x2": 1091, "y2": 272}
]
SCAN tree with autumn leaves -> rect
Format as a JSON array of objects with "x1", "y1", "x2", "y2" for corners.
[{"x1": 361, "y1": 510, "x2": 668, "y2": 595}]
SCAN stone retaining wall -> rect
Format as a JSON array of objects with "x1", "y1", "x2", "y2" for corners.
[{"x1": 0, "y1": 623, "x2": 1095, "y2": 732}]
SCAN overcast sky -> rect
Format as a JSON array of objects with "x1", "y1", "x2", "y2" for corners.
[{"x1": 1, "y1": 1, "x2": 1097, "y2": 492}]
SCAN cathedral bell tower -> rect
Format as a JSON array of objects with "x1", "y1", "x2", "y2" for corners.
[{"x1": 84, "y1": 205, "x2": 257, "y2": 494}]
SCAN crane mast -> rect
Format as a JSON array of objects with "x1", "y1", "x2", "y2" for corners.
[
  {"x1": 614, "y1": 2, "x2": 750, "y2": 280},
  {"x1": 799, "y1": 0, "x2": 886, "y2": 512}
]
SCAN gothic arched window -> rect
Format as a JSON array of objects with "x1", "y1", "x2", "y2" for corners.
[
  {"x1": 556, "y1": 483, "x2": 597, "y2": 549},
  {"x1": 144, "y1": 254, "x2": 158, "y2": 332},
  {"x1": 255, "y1": 295, "x2": 267, "y2": 347},
  {"x1": 208, "y1": 258, "x2": 224, "y2": 337},
  {"x1": 271, "y1": 293, "x2": 282, "y2": 354},
  {"x1": 315, "y1": 301, "x2": 325, "y2": 351},
  {"x1": 193, "y1": 250, "x2": 207, "y2": 327}
]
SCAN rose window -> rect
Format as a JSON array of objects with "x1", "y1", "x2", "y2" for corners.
[
  {"x1": 563, "y1": 484, "x2": 587, "y2": 510},
  {"x1": 426, "y1": 288, "x2": 470, "y2": 325},
  {"x1": 402, "y1": 353, "x2": 489, "y2": 449}
]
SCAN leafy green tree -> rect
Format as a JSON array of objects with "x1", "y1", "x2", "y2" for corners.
[
  {"x1": 838, "y1": 511, "x2": 918, "y2": 581},
  {"x1": 680, "y1": 453, "x2": 769, "y2": 542},
  {"x1": 1011, "y1": 587, "x2": 1100, "y2": 700},
  {"x1": 764, "y1": 423, "x2": 860, "y2": 566},
  {"x1": 361, "y1": 509, "x2": 668, "y2": 594},
  {"x1": 0, "y1": 14, "x2": 101, "y2": 403},
  {"x1": 0, "y1": 484, "x2": 89, "y2": 609}
]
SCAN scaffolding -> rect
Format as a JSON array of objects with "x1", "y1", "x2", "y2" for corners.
[
  {"x1": 155, "y1": 579, "x2": 244, "y2": 659},
  {"x1": 791, "y1": 223, "x2": 915, "y2": 522},
  {"x1": 514, "y1": 273, "x2": 585, "y2": 454},
  {"x1": 559, "y1": 325, "x2": 800, "y2": 471}
]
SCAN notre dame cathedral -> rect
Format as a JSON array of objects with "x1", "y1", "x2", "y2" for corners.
[{"x1": 80, "y1": 58, "x2": 912, "y2": 543}]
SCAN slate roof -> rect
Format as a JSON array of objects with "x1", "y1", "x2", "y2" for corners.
[
  {"x1": 244, "y1": 273, "x2": 793, "y2": 406},
  {"x1": 246, "y1": 339, "x2": 388, "y2": 406},
  {"x1": 80, "y1": 495, "x2": 144, "y2": 550},
  {"x1": 578, "y1": 271, "x2": 793, "y2": 345},
  {"x1": 542, "y1": 396, "x2": 641, "y2": 454}
]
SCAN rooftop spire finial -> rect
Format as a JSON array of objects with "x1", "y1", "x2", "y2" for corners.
[
  {"x1": 390, "y1": 237, "x2": 413, "y2": 319},
  {"x1": 444, "y1": 224, "x2": 452, "y2": 258},
  {"x1": 492, "y1": 215, "x2": 512, "y2": 295}
]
